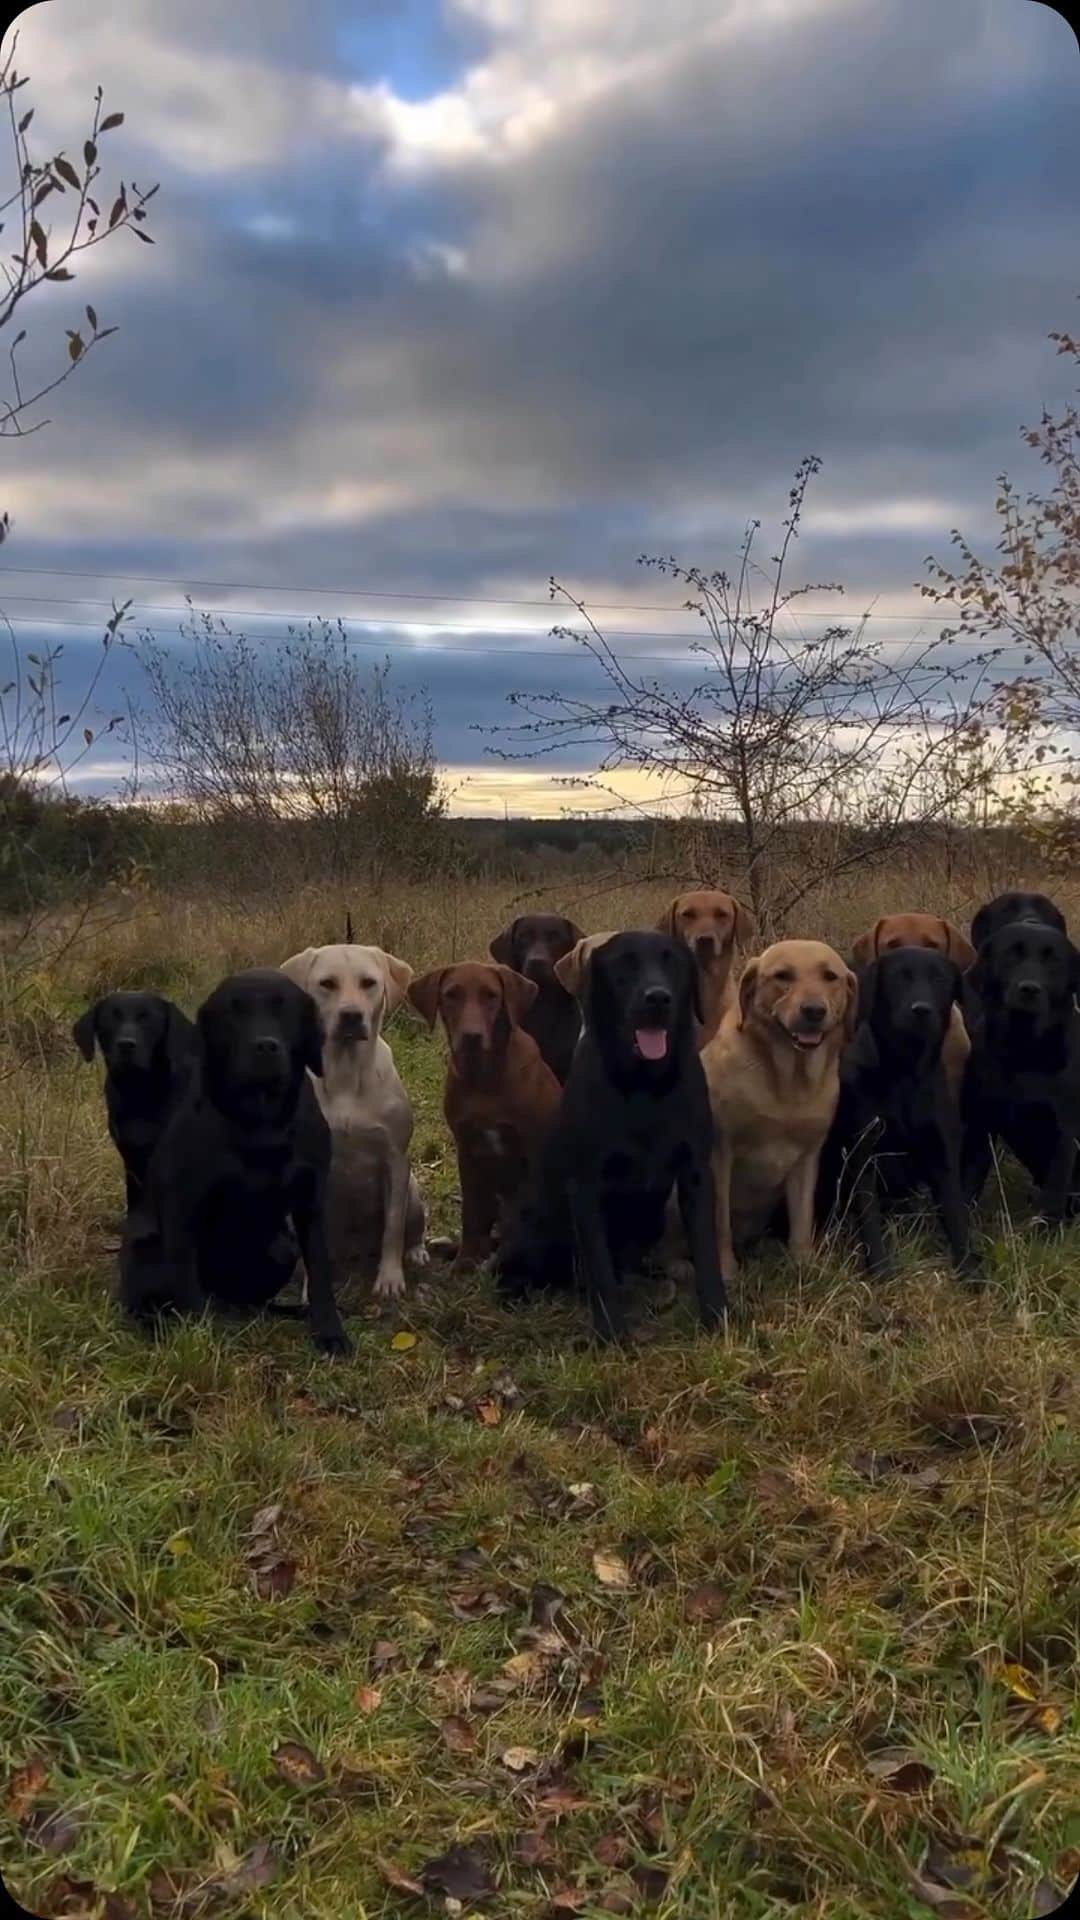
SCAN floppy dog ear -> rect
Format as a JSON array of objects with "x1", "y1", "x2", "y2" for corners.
[
  {"x1": 732, "y1": 897, "x2": 757, "y2": 946},
  {"x1": 843, "y1": 967, "x2": 860, "y2": 1043},
  {"x1": 654, "y1": 896, "x2": 680, "y2": 937},
  {"x1": 496, "y1": 965, "x2": 539, "y2": 1026},
  {"x1": 280, "y1": 948, "x2": 317, "y2": 990},
  {"x1": 736, "y1": 960, "x2": 760, "y2": 1030},
  {"x1": 488, "y1": 920, "x2": 518, "y2": 966},
  {"x1": 554, "y1": 938, "x2": 588, "y2": 998},
  {"x1": 380, "y1": 951, "x2": 414, "y2": 1015},
  {"x1": 407, "y1": 969, "x2": 445, "y2": 1029},
  {"x1": 850, "y1": 920, "x2": 883, "y2": 968},
  {"x1": 72, "y1": 1003, "x2": 100, "y2": 1062},
  {"x1": 940, "y1": 919, "x2": 976, "y2": 970}
]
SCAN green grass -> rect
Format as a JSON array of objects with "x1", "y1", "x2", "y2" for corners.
[{"x1": 2, "y1": 884, "x2": 1080, "y2": 1918}]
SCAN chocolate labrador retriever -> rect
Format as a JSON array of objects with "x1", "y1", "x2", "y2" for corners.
[
  {"x1": 488, "y1": 913, "x2": 584, "y2": 1083},
  {"x1": 497, "y1": 931, "x2": 725, "y2": 1342},
  {"x1": 408, "y1": 961, "x2": 562, "y2": 1277},
  {"x1": 120, "y1": 969, "x2": 349, "y2": 1354}
]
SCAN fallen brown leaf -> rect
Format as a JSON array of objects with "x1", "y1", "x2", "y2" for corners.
[
  {"x1": 354, "y1": 1685, "x2": 382, "y2": 1713},
  {"x1": 549, "y1": 1889, "x2": 589, "y2": 1913},
  {"x1": 684, "y1": 1582, "x2": 726, "y2": 1624},
  {"x1": 7, "y1": 1756, "x2": 49, "y2": 1821},
  {"x1": 500, "y1": 1745, "x2": 539, "y2": 1773},
  {"x1": 596, "y1": 1890, "x2": 635, "y2": 1915},
  {"x1": 270, "y1": 1741, "x2": 325, "y2": 1789},
  {"x1": 252, "y1": 1555, "x2": 297, "y2": 1601},
  {"x1": 441, "y1": 1715, "x2": 476, "y2": 1755},
  {"x1": 449, "y1": 1586, "x2": 509, "y2": 1622},
  {"x1": 372, "y1": 1638, "x2": 404, "y2": 1675},
  {"x1": 474, "y1": 1397, "x2": 502, "y2": 1426},
  {"x1": 593, "y1": 1833, "x2": 629, "y2": 1869},
  {"x1": 535, "y1": 1784, "x2": 593, "y2": 1816},
  {"x1": 517, "y1": 1828, "x2": 555, "y2": 1867}
]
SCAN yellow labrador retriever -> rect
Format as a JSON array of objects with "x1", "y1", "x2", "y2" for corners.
[
  {"x1": 703, "y1": 939, "x2": 856, "y2": 1280},
  {"x1": 656, "y1": 889, "x2": 757, "y2": 1047},
  {"x1": 280, "y1": 943, "x2": 426, "y2": 1300}
]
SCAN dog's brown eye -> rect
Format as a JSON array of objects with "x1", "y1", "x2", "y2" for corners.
[
  {"x1": 773, "y1": 969, "x2": 794, "y2": 984},
  {"x1": 822, "y1": 969, "x2": 838, "y2": 983},
  {"x1": 360, "y1": 978, "x2": 376, "y2": 991},
  {"x1": 683, "y1": 909, "x2": 697, "y2": 922},
  {"x1": 319, "y1": 977, "x2": 338, "y2": 992}
]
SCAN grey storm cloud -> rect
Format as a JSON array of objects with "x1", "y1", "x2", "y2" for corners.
[{"x1": 4, "y1": 0, "x2": 1080, "y2": 796}]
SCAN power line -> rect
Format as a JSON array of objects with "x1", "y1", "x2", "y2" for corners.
[
  {"x1": 0, "y1": 559, "x2": 957, "y2": 621},
  {"x1": 0, "y1": 593, "x2": 1020, "y2": 660}
]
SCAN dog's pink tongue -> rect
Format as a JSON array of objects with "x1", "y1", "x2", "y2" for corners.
[{"x1": 636, "y1": 1028, "x2": 668, "y2": 1060}]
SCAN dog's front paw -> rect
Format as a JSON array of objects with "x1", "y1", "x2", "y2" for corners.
[
  {"x1": 664, "y1": 1256, "x2": 696, "y2": 1287},
  {"x1": 313, "y1": 1327, "x2": 352, "y2": 1358},
  {"x1": 373, "y1": 1265, "x2": 407, "y2": 1301},
  {"x1": 407, "y1": 1242, "x2": 431, "y2": 1271}
]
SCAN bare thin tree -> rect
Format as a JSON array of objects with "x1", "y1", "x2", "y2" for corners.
[
  {"x1": 488, "y1": 456, "x2": 1002, "y2": 928},
  {"x1": 136, "y1": 611, "x2": 445, "y2": 886},
  {"x1": 923, "y1": 305, "x2": 1080, "y2": 859}
]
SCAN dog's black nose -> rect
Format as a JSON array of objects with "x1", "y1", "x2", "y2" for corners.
[
  {"x1": 254, "y1": 1034, "x2": 285, "y2": 1060},
  {"x1": 644, "y1": 985, "x2": 672, "y2": 1013},
  {"x1": 800, "y1": 1001, "x2": 826, "y2": 1027},
  {"x1": 1016, "y1": 978, "x2": 1042, "y2": 1002},
  {"x1": 336, "y1": 1009, "x2": 367, "y2": 1034},
  {"x1": 115, "y1": 1034, "x2": 138, "y2": 1054},
  {"x1": 910, "y1": 1000, "x2": 934, "y2": 1021}
]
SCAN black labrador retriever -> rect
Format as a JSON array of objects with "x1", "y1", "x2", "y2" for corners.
[
  {"x1": 970, "y1": 890, "x2": 1066, "y2": 950},
  {"x1": 120, "y1": 969, "x2": 350, "y2": 1354},
  {"x1": 821, "y1": 948, "x2": 977, "y2": 1279},
  {"x1": 488, "y1": 912, "x2": 584, "y2": 1084},
  {"x1": 962, "y1": 922, "x2": 1080, "y2": 1225},
  {"x1": 496, "y1": 930, "x2": 725, "y2": 1341},
  {"x1": 73, "y1": 992, "x2": 197, "y2": 1211}
]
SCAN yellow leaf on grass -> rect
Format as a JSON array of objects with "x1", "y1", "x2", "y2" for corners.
[
  {"x1": 166, "y1": 1533, "x2": 193, "y2": 1557},
  {"x1": 592, "y1": 1549, "x2": 632, "y2": 1590},
  {"x1": 390, "y1": 1331, "x2": 418, "y2": 1352},
  {"x1": 997, "y1": 1661, "x2": 1038, "y2": 1702}
]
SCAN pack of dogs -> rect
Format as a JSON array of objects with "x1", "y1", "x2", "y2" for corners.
[{"x1": 73, "y1": 886, "x2": 1078, "y2": 1352}]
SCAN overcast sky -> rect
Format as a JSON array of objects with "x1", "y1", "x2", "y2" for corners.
[{"x1": 4, "y1": 0, "x2": 1079, "y2": 815}]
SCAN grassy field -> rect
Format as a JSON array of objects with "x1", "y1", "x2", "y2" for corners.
[{"x1": 2, "y1": 869, "x2": 1079, "y2": 1919}]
